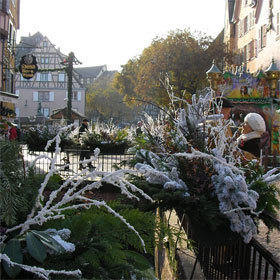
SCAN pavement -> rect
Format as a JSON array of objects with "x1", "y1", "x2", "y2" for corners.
[
  {"x1": 165, "y1": 210, "x2": 205, "y2": 280},
  {"x1": 165, "y1": 184, "x2": 280, "y2": 280},
  {"x1": 254, "y1": 181, "x2": 280, "y2": 261}
]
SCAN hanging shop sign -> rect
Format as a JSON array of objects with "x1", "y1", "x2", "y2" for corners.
[{"x1": 19, "y1": 54, "x2": 38, "y2": 79}]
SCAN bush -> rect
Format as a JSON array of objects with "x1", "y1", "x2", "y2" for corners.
[{"x1": 37, "y1": 203, "x2": 156, "y2": 279}]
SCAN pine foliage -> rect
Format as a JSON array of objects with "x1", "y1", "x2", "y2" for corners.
[
  {"x1": 0, "y1": 141, "x2": 26, "y2": 226},
  {"x1": 39, "y1": 203, "x2": 156, "y2": 279}
]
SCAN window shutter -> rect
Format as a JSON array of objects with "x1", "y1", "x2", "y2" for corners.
[
  {"x1": 77, "y1": 91, "x2": 81, "y2": 101},
  {"x1": 238, "y1": 22, "x2": 241, "y2": 37},
  {"x1": 277, "y1": 13, "x2": 279, "y2": 35},
  {"x1": 250, "y1": 40, "x2": 255, "y2": 59},
  {"x1": 36, "y1": 73, "x2": 41, "y2": 81},
  {"x1": 254, "y1": 39, "x2": 258, "y2": 57},
  {"x1": 49, "y1": 92, "x2": 54, "y2": 101},
  {"x1": 65, "y1": 91, "x2": 68, "y2": 99},
  {"x1": 258, "y1": 29, "x2": 261, "y2": 49},
  {"x1": 33, "y1": 91, "x2": 38, "y2": 101},
  {"x1": 263, "y1": 25, "x2": 266, "y2": 47}
]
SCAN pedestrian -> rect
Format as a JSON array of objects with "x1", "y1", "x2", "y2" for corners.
[
  {"x1": 201, "y1": 97, "x2": 234, "y2": 144},
  {"x1": 8, "y1": 124, "x2": 18, "y2": 141},
  {"x1": 136, "y1": 121, "x2": 142, "y2": 136},
  {"x1": 79, "y1": 119, "x2": 94, "y2": 170},
  {"x1": 236, "y1": 112, "x2": 267, "y2": 159}
]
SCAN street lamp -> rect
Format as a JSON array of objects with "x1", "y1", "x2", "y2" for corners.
[
  {"x1": 206, "y1": 60, "x2": 222, "y2": 94},
  {"x1": 60, "y1": 52, "x2": 82, "y2": 124},
  {"x1": 265, "y1": 58, "x2": 280, "y2": 98}
]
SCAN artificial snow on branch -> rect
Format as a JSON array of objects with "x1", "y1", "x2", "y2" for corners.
[
  {"x1": 1, "y1": 125, "x2": 154, "y2": 279},
  {"x1": 0, "y1": 254, "x2": 81, "y2": 280}
]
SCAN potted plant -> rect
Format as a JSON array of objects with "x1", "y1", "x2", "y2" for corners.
[{"x1": 130, "y1": 89, "x2": 280, "y2": 245}]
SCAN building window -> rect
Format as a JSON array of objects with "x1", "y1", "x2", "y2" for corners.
[
  {"x1": 40, "y1": 73, "x2": 50, "y2": 81},
  {"x1": 259, "y1": 25, "x2": 267, "y2": 49},
  {"x1": 40, "y1": 57, "x2": 49, "y2": 64},
  {"x1": 72, "y1": 91, "x2": 81, "y2": 101},
  {"x1": 58, "y1": 73, "x2": 65, "y2": 82},
  {"x1": 249, "y1": 11, "x2": 255, "y2": 28},
  {"x1": 238, "y1": 21, "x2": 243, "y2": 37},
  {"x1": 40, "y1": 108, "x2": 50, "y2": 117},
  {"x1": 43, "y1": 41, "x2": 48, "y2": 47},
  {"x1": 249, "y1": 40, "x2": 254, "y2": 59},
  {"x1": 244, "y1": 16, "x2": 248, "y2": 34},
  {"x1": 243, "y1": 45, "x2": 247, "y2": 62},
  {"x1": 8, "y1": 22, "x2": 16, "y2": 50},
  {"x1": 38, "y1": 91, "x2": 50, "y2": 102},
  {"x1": 33, "y1": 91, "x2": 54, "y2": 101},
  {"x1": 277, "y1": 12, "x2": 280, "y2": 36},
  {"x1": 15, "y1": 107, "x2": 19, "y2": 117}
]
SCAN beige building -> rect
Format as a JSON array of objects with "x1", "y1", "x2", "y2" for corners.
[
  {"x1": 224, "y1": 0, "x2": 280, "y2": 74},
  {"x1": 15, "y1": 32, "x2": 87, "y2": 125}
]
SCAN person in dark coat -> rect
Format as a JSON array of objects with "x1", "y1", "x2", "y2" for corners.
[
  {"x1": 236, "y1": 113, "x2": 266, "y2": 158},
  {"x1": 79, "y1": 119, "x2": 94, "y2": 170}
]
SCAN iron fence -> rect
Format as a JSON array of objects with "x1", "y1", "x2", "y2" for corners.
[
  {"x1": 261, "y1": 153, "x2": 280, "y2": 171},
  {"x1": 179, "y1": 214, "x2": 280, "y2": 280},
  {"x1": 21, "y1": 146, "x2": 136, "y2": 176}
]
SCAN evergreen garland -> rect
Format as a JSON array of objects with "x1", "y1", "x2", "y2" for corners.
[{"x1": 0, "y1": 141, "x2": 26, "y2": 226}]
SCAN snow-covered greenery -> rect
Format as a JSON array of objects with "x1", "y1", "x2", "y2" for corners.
[
  {"x1": 0, "y1": 125, "x2": 154, "y2": 279},
  {"x1": 132, "y1": 87, "x2": 280, "y2": 244},
  {"x1": 77, "y1": 120, "x2": 130, "y2": 153},
  {"x1": 22, "y1": 120, "x2": 131, "y2": 153}
]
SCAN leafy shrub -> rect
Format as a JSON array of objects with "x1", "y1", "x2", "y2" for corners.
[
  {"x1": 38, "y1": 203, "x2": 156, "y2": 279},
  {"x1": 22, "y1": 126, "x2": 73, "y2": 151}
]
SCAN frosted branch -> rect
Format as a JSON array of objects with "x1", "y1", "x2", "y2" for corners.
[{"x1": 0, "y1": 254, "x2": 81, "y2": 280}]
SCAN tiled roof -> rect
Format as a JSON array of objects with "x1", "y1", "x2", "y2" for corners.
[
  {"x1": 51, "y1": 107, "x2": 86, "y2": 119},
  {"x1": 74, "y1": 65, "x2": 107, "y2": 79},
  {"x1": 16, "y1": 32, "x2": 44, "y2": 63}
]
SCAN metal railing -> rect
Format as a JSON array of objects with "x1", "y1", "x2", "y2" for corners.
[
  {"x1": 261, "y1": 153, "x2": 280, "y2": 171},
  {"x1": 179, "y1": 213, "x2": 280, "y2": 280},
  {"x1": 21, "y1": 147, "x2": 136, "y2": 175}
]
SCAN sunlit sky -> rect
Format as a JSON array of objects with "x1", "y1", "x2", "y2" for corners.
[{"x1": 18, "y1": 0, "x2": 226, "y2": 71}]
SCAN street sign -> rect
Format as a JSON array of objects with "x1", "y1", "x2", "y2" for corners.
[{"x1": 19, "y1": 54, "x2": 38, "y2": 80}]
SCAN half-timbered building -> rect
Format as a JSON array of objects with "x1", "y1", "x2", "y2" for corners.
[{"x1": 15, "y1": 32, "x2": 87, "y2": 124}]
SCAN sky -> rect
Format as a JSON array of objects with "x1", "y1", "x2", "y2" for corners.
[{"x1": 18, "y1": 0, "x2": 226, "y2": 71}]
